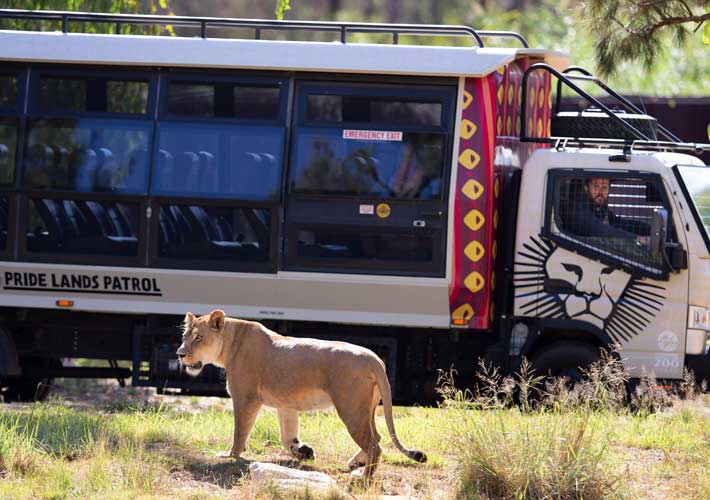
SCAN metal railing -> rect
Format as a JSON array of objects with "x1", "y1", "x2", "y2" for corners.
[
  {"x1": 520, "y1": 63, "x2": 710, "y2": 154},
  {"x1": 0, "y1": 9, "x2": 529, "y2": 48}
]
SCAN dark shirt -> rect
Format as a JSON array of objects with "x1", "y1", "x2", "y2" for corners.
[{"x1": 563, "y1": 199, "x2": 649, "y2": 238}]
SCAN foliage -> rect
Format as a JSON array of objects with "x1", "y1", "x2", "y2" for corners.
[
  {"x1": 275, "y1": 0, "x2": 291, "y2": 21},
  {"x1": 583, "y1": 0, "x2": 710, "y2": 77},
  {"x1": 0, "y1": 0, "x2": 173, "y2": 34}
]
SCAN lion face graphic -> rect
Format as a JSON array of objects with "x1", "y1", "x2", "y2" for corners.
[{"x1": 515, "y1": 236, "x2": 665, "y2": 343}]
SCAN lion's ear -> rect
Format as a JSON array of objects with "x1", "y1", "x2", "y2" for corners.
[
  {"x1": 209, "y1": 309, "x2": 226, "y2": 331},
  {"x1": 183, "y1": 312, "x2": 196, "y2": 327}
]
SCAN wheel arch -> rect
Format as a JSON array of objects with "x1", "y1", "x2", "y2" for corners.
[{"x1": 522, "y1": 318, "x2": 614, "y2": 360}]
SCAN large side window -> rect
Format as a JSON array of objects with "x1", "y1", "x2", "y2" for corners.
[
  {"x1": 284, "y1": 82, "x2": 454, "y2": 276},
  {"x1": 0, "y1": 72, "x2": 21, "y2": 254},
  {"x1": 545, "y1": 171, "x2": 673, "y2": 278},
  {"x1": 289, "y1": 87, "x2": 448, "y2": 200},
  {"x1": 20, "y1": 69, "x2": 154, "y2": 263},
  {"x1": 151, "y1": 77, "x2": 286, "y2": 271}
]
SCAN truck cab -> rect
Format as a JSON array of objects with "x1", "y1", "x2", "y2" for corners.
[{"x1": 511, "y1": 147, "x2": 709, "y2": 380}]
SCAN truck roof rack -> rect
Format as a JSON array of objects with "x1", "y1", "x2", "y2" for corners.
[
  {"x1": 0, "y1": 9, "x2": 528, "y2": 48},
  {"x1": 520, "y1": 62, "x2": 710, "y2": 154}
]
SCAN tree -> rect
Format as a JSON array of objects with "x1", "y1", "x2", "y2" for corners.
[
  {"x1": 0, "y1": 1, "x2": 173, "y2": 33},
  {"x1": 584, "y1": 0, "x2": 710, "y2": 76}
]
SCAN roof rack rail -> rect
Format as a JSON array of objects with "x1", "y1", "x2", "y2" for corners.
[
  {"x1": 520, "y1": 63, "x2": 710, "y2": 154},
  {"x1": 0, "y1": 9, "x2": 529, "y2": 48},
  {"x1": 542, "y1": 137, "x2": 709, "y2": 154}
]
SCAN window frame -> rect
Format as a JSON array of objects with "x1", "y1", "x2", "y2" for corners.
[
  {"x1": 158, "y1": 72, "x2": 288, "y2": 125},
  {"x1": 18, "y1": 189, "x2": 149, "y2": 267},
  {"x1": 542, "y1": 168, "x2": 675, "y2": 280},
  {"x1": 148, "y1": 195, "x2": 279, "y2": 273},
  {"x1": 288, "y1": 82, "x2": 455, "y2": 202},
  {"x1": 28, "y1": 66, "x2": 157, "y2": 119},
  {"x1": 17, "y1": 66, "x2": 157, "y2": 267},
  {"x1": 295, "y1": 82, "x2": 454, "y2": 130},
  {"x1": 0, "y1": 66, "x2": 27, "y2": 261}
]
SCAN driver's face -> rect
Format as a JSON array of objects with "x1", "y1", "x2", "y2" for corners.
[{"x1": 585, "y1": 178, "x2": 610, "y2": 206}]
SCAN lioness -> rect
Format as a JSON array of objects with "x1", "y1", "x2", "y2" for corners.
[{"x1": 177, "y1": 310, "x2": 427, "y2": 478}]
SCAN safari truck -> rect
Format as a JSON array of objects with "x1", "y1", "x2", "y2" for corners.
[{"x1": 0, "y1": 9, "x2": 708, "y2": 404}]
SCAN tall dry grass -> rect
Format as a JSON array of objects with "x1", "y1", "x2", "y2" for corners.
[{"x1": 438, "y1": 349, "x2": 706, "y2": 500}]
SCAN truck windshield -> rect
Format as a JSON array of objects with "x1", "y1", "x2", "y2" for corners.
[{"x1": 675, "y1": 165, "x2": 710, "y2": 247}]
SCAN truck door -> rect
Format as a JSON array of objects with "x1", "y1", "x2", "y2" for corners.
[
  {"x1": 516, "y1": 166, "x2": 689, "y2": 378},
  {"x1": 283, "y1": 81, "x2": 456, "y2": 276}
]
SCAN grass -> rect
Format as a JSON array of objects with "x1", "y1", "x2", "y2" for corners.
[{"x1": 1, "y1": 361, "x2": 709, "y2": 499}]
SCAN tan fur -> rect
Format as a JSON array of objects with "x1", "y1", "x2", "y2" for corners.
[{"x1": 177, "y1": 310, "x2": 427, "y2": 478}]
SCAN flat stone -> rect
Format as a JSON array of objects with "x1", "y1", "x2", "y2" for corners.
[{"x1": 248, "y1": 461, "x2": 339, "y2": 494}]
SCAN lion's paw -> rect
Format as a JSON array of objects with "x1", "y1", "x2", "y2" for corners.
[
  {"x1": 292, "y1": 443, "x2": 315, "y2": 461},
  {"x1": 216, "y1": 450, "x2": 239, "y2": 459}
]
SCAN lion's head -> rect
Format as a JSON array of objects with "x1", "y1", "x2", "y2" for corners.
[
  {"x1": 177, "y1": 309, "x2": 226, "y2": 376},
  {"x1": 545, "y1": 246, "x2": 631, "y2": 329}
]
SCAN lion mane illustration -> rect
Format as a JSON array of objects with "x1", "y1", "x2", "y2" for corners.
[{"x1": 514, "y1": 236, "x2": 666, "y2": 343}]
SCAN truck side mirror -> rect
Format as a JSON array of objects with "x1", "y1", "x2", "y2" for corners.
[{"x1": 650, "y1": 208, "x2": 668, "y2": 258}]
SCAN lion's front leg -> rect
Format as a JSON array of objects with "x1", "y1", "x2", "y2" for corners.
[
  {"x1": 218, "y1": 397, "x2": 261, "y2": 458},
  {"x1": 277, "y1": 408, "x2": 314, "y2": 460}
]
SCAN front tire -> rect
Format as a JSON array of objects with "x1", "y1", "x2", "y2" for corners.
[{"x1": 529, "y1": 341, "x2": 601, "y2": 383}]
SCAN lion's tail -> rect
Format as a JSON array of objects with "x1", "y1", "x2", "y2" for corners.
[{"x1": 373, "y1": 359, "x2": 427, "y2": 463}]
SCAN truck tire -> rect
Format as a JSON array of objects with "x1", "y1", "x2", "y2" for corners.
[
  {"x1": 529, "y1": 340, "x2": 600, "y2": 383},
  {"x1": 0, "y1": 357, "x2": 58, "y2": 403}
]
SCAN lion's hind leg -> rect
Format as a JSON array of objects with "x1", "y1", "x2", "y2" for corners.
[
  {"x1": 277, "y1": 408, "x2": 314, "y2": 460},
  {"x1": 334, "y1": 381, "x2": 382, "y2": 479}
]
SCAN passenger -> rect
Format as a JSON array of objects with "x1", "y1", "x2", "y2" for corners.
[{"x1": 391, "y1": 143, "x2": 425, "y2": 198}]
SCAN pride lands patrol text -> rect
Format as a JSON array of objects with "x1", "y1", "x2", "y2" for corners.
[{"x1": 2, "y1": 271, "x2": 163, "y2": 296}]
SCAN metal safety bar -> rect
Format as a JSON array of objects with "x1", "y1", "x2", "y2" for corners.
[
  {"x1": 555, "y1": 66, "x2": 682, "y2": 143},
  {"x1": 545, "y1": 137, "x2": 710, "y2": 153},
  {"x1": 520, "y1": 63, "x2": 710, "y2": 154},
  {"x1": 522, "y1": 63, "x2": 653, "y2": 143},
  {"x1": 0, "y1": 9, "x2": 529, "y2": 48}
]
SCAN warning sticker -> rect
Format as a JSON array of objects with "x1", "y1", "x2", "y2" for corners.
[
  {"x1": 359, "y1": 204, "x2": 375, "y2": 215},
  {"x1": 343, "y1": 130, "x2": 403, "y2": 141}
]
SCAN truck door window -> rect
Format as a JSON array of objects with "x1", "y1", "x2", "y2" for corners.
[{"x1": 545, "y1": 172, "x2": 673, "y2": 278}]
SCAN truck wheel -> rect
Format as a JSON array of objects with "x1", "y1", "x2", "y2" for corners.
[
  {"x1": 529, "y1": 341, "x2": 600, "y2": 383},
  {"x1": 0, "y1": 357, "x2": 58, "y2": 403}
]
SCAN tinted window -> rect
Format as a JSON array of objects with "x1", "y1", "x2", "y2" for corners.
[
  {"x1": 167, "y1": 83, "x2": 213, "y2": 117},
  {"x1": 26, "y1": 197, "x2": 139, "y2": 256},
  {"x1": 153, "y1": 123, "x2": 284, "y2": 199},
  {"x1": 289, "y1": 129, "x2": 444, "y2": 199},
  {"x1": 549, "y1": 174, "x2": 669, "y2": 274},
  {"x1": 0, "y1": 75, "x2": 17, "y2": 109},
  {"x1": 158, "y1": 204, "x2": 270, "y2": 263},
  {"x1": 0, "y1": 118, "x2": 17, "y2": 185},
  {"x1": 0, "y1": 195, "x2": 7, "y2": 251},
  {"x1": 234, "y1": 86, "x2": 280, "y2": 120},
  {"x1": 166, "y1": 82, "x2": 281, "y2": 120},
  {"x1": 306, "y1": 94, "x2": 441, "y2": 126},
  {"x1": 24, "y1": 118, "x2": 150, "y2": 193},
  {"x1": 37, "y1": 76, "x2": 148, "y2": 114}
]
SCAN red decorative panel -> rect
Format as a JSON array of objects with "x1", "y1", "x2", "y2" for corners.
[
  {"x1": 449, "y1": 58, "x2": 552, "y2": 330},
  {"x1": 449, "y1": 75, "x2": 497, "y2": 330}
]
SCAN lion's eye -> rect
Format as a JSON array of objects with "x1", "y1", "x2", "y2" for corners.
[{"x1": 194, "y1": 336, "x2": 202, "y2": 343}]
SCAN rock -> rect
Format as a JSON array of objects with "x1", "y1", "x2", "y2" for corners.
[{"x1": 248, "y1": 461, "x2": 339, "y2": 495}]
